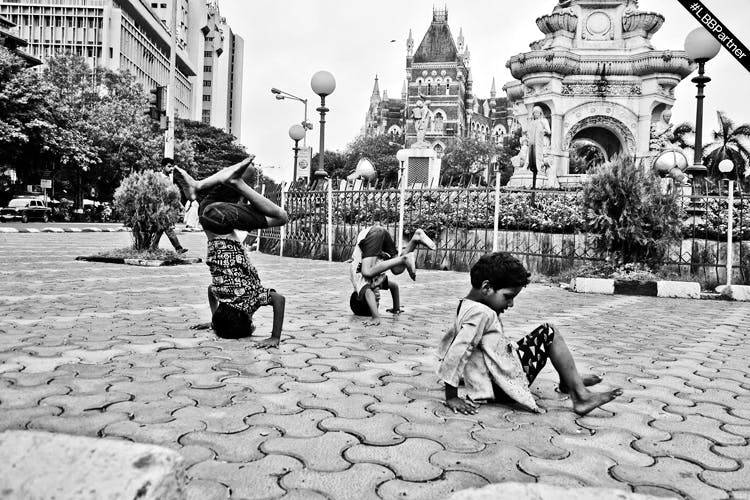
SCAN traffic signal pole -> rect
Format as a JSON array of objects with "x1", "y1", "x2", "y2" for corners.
[{"x1": 164, "y1": 0, "x2": 178, "y2": 160}]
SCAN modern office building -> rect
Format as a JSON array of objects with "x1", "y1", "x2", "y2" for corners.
[
  {"x1": 0, "y1": 0, "x2": 243, "y2": 135},
  {"x1": 0, "y1": 14, "x2": 41, "y2": 66}
]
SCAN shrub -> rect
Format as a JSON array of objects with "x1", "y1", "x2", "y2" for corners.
[
  {"x1": 581, "y1": 157, "x2": 682, "y2": 267},
  {"x1": 114, "y1": 170, "x2": 183, "y2": 250}
]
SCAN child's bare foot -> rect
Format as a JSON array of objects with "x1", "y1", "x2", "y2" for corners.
[
  {"x1": 412, "y1": 228, "x2": 436, "y2": 250},
  {"x1": 571, "y1": 388, "x2": 623, "y2": 415},
  {"x1": 226, "y1": 155, "x2": 255, "y2": 182},
  {"x1": 403, "y1": 252, "x2": 416, "y2": 280},
  {"x1": 386, "y1": 307, "x2": 404, "y2": 314},
  {"x1": 559, "y1": 374, "x2": 602, "y2": 394}
]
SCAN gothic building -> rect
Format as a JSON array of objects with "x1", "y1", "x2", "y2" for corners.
[{"x1": 363, "y1": 8, "x2": 510, "y2": 155}]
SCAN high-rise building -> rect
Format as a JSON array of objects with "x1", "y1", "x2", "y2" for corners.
[
  {"x1": 1, "y1": 15, "x2": 41, "y2": 66},
  {"x1": 0, "y1": 0, "x2": 243, "y2": 135}
]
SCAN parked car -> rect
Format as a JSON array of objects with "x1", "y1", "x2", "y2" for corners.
[{"x1": 0, "y1": 196, "x2": 52, "y2": 223}]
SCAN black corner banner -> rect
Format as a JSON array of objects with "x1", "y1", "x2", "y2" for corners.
[{"x1": 676, "y1": 0, "x2": 750, "y2": 73}]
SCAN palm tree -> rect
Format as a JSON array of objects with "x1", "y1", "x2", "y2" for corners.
[{"x1": 703, "y1": 111, "x2": 750, "y2": 181}]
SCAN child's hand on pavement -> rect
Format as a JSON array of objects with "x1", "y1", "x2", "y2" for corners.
[
  {"x1": 255, "y1": 337, "x2": 280, "y2": 349},
  {"x1": 190, "y1": 323, "x2": 212, "y2": 330},
  {"x1": 363, "y1": 318, "x2": 381, "y2": 326},
  {"x1": 386, "y1": 307, "x2": 404, "y2": 314},
  {"x1": 446, "y1": 397, "x2": 479, "y2": 415}
]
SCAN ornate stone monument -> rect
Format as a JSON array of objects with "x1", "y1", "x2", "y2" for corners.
[
  {"x1": 399, "y1": 97, "x2": 442, "y2": 187},
  {"x1": 504, "y1": 0, "x2": 694, "y2": 187}
]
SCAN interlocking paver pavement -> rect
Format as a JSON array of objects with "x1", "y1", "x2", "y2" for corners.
[{"x1": 1, "y1": 231, "x2": 749, "y2": 499}]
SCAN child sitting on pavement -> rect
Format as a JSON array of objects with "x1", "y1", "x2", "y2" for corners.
[
  {"x1": 438, "y1": 252, "x2": 622, "y2": 416},
  {"x1": 348, "y1": 225, "x2": 436, "y2": 325},
  {"x1": 175, "y1": 156, "x2": 287, "y2": 348}
]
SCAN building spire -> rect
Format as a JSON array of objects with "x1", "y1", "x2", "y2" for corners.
[
  {"x1": 407, "y1": 29, "x2": 413, "y2": 57},
  {"x1": 490, "y1": 77, "x2": 496, "y2": 98},
  {"x1": 401, "y1": 79, "x2": 407, "y2": 99},
  {"x1": 457, "y1": 27, "x2": 465, "y2": 53},
  {"x1": 370, "y1": 75, "x2": 381, "y2": 104}
]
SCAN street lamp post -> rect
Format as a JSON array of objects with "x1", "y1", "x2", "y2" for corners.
[
  {"x1": 288, "y1": 124, "x2": 305, "y2": 183},
  {"x1": 684, "y1": 28, "x2": 721, "y2": 184},
  {"x1": 270, "y1": 88, "x2": 312, "y2": 147},
  {"x1": 718, "y1": 158, "x2": 735, "y2": 287},
  {"x1": 396, "y1": 149, "x2": 410, "y2": 251},
  {"x1": 311, "y1": 71, "x2": 336, "y2": 181}
]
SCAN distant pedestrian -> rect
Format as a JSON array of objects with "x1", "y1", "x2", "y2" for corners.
[
  {"x1": 183, "y1": 193, "x2": 200, "y2": 229},
  {"x1": 438, "y1": 252, "x2": 622, "y2": 416},
  {"x1": 161, "y1": 157, "x2": 188, "y2": 254},
  {"x1": 175, "y1": 156, "x2": 287, "y2": 348}
]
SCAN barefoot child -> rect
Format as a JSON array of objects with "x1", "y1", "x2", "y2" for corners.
[
  {"x1": 438, "y1": 252, "x2": 621, "y2": 415},
  {"x1": 349, "y1": 225, "x2": 435, "y2": 325},
  {"x1": 175, "y1": 156, "x2": 287, "y2": 348}
]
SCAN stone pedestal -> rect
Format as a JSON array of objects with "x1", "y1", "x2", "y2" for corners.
[
  {"x1": 506, "y1": 168, "x2": 550, "y2": 188},
  {"x1": 400, "y1": 145, "x2": 441, "y2": 187}
]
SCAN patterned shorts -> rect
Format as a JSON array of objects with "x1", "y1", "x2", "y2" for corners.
[{"x1": 515, "y1": 323, "x2": 556, "y2": 385}]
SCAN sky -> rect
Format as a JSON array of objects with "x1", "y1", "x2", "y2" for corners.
[{"x1": 218, "y1": 0, "x2": 750, "y2": 183}]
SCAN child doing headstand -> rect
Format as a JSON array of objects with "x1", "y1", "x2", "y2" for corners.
[
  {"x1": 174, "y1": 156, "x2": 287, "y2": 348},
  {"x1": 349, "y1": 225, "x2": 436, "y2": 325},
  {"x1": 438, "y1": 252, "x2": 622, "y2": 415}
]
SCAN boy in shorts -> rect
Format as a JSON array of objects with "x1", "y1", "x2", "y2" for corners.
[
  {"x1": 175, "y1": 156, "x2": 287, "y2": 348},
  {"x1": 348, "y1": 225, "x2": 435, "y2": 325},
  {"x1": 438, "y1": 252, "x2": 622, "y2": 415}
]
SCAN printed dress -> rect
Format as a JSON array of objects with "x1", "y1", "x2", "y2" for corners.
[
  {"x1": 205, "y1": 238, "x2": 273, "y2": 316},
  {"x1": 437, "y1": 299, "x2": 539, "y2": 412}
]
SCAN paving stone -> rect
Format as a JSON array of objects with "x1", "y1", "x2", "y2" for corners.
[
  {"x1": 245, "y1": 409, "x2": 335, "y2": 438},
  {"x1": 507, "y1": 407, "x2": 588, "y2": 435},
  {"x1": 5, "y1": 355, "x2": 81, "y2": 373},
  {"x1": 723, "y1": 423, "x2": 750, "y2": 439},
  {"x1": 103, "y1": 418, "x2": 206, "y2": 447},
  {"x1": 320, "y1": 413, "x2": 407, "y2": 445},
  {"x1": 378, "y1": 470, "x2": 489, "y2": 500},
  {"x1": 299, "y1": 394, "x2": 376, "y2": 418},
  {"x1": 109, "y1": 379, "x2": 188, "y2": 402},
  {"x1": 663, "y1": 402, "x2": 750, "y2": 426},
  {"x1": 367, "y1": 400, "x2": 446, "y2": 424},
  {"x1": 552, "y1": 429, "x2": 653, "y2": 467},
  {"x1": 326, "y1": 368, "x2": 386, "y2": 387},
  {"x1": 278, "y1": 489, "x2": 329, "y2": 500},
  {"x1": 185, "y1": 478, "x2": 229, "y2": 500},
  {"x1": 0, "y1": 405, "x2": 62, "y2": 431},
  {"x1": 1, "y1": 370, "x2": 57, "y2": 387},
  {"x1": 190, "y1": 454, "x2": 302, "y2": 499},
  {"x1": 234, "y1": 390, "x2": 306, "y2": 414},
  {"x1": 577, "y1": 410, "x2": 673, "y2": 441},
  {"x1": 431, "y1": 442, "x2": 534, "y2": 483},
  {"x1": 651, "y1": 414, "x2": 746, "y2": 446},
  {"x1": 181, "y1": 426, "x2": 280, "y2": 462},
  {"x1": 281, "y1": 378, "x2": 350, "y2": 399},
  {"x1": 281, "y1": 462, "x2": 394, "y2": 500},
  {"x1": 28, "y1": 411, "x2": 130, "y2": 437},
  {"x1": 396, "y1": 418, "x2": 484, "y2": 453},
  {"x1": 165, "y1": 370, "x2": 236, "y2": 389},
  {"x1": 269, "y1": 365, "x2": 331, "y2": 383},
  {"x1": 343, "y1": 382, "x2": 413, "y2": 404},
  {"x1": 682, "y1": 388, "x2": 741, "y2": 408},
  {"x1": 40, "y1": 391, "x2": 131, "y2": 416},
  {"x1": 634, "y1": 433, "x2": 739, "y2": 471},
  {"x1": 61, "y1": 348, "x2": 128, "y2": 364},
  {"x1": 171, "y1": 402, "x2": 263, "y2": 433},
  {"x1": 307, "y1": 355, "x2": 370, "y2": 372},
  {"x1": 345, "y1": 438, "x2": 443, "y2": 481},
  {"x1": 169, "y1": 387, "x2": 234, "y2": 407},
  {"x1": 261, "y1": 431, "x2": 359, "y2": 471},
  {"x1": 0, "y1": 381, "x2": 70, "y2": 409},
  {"x1": 519, "y1": 449, "x2": 627, "y2": 490},
  {"x1": 612, "y1": 457, "x2": 728, "y2": 500},
  {"x1": 177, "y1": 444, "x2": 214, "y2": 468},
  {"x1": 106, "y1": 397, "x2": 196, "y2": 424}
]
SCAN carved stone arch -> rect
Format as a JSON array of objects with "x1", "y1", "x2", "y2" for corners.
[
  {"x1": 433, "y1": 141, "x2": 447, "y2": 158},
  {"x1": 563, "y1": 115, "x2": 636, "y2": 156},
  {"x1": 387, "y1": 124, "x2": 403, "y2": 136}
]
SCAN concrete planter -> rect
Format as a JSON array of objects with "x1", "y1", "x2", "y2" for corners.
[{"x1": 571, "y1": 277, "x2": 701, "y2": 298}]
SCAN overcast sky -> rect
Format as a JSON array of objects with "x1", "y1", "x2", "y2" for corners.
[{"x1": 218, "y1": 0, "x2": 750, "y2": 183}]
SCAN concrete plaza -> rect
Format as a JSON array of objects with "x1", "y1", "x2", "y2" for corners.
[{"x1": 0, "y1": 231, "x2": 749, "y2": 499}]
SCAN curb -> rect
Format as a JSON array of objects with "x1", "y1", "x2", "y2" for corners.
[
  {"x1": 715, "y1": 284, "x2": 750, "y2": 302},
  {"x1": 76, "y1": 256, "x2": 202, "y2": 266},
  {"x1": 570, "y1": 277, "x2": 701, "y2": 299}
]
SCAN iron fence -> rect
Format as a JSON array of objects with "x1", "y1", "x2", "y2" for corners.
[{"x1": 251, "y1": 179, "x2": 750, "y2": 286}]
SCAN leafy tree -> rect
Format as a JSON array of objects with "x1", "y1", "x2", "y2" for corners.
[
  {"x1": 343, "y1": 133, "x2": 403, "y2": 184},
  {"x1": 311, "y1": 150, "x2": 349, "y2": 181},
  {"x1": 581, "y1": 156, "x2": 682, "y2": 268},
  {"x1": 114, "y1": 170, "x2": 182, "y2": 250},
  {"x1": 442, "y1": 137, "x2": 500, "y2": 186},
  {"x1": 177, "y1": 119, "x2": 246, "y2": 179},
  {"x1": 703, "y1": 111, "x2": 750, "y2": 181}
]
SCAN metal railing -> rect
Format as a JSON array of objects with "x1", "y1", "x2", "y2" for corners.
[{"x1": 251, "y1": 179, "x2": 750, "y2": 285}]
